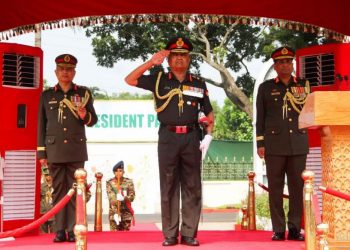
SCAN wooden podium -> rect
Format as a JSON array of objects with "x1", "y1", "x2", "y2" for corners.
[{"x1": 299, "y1": 91, "x2": 350, "y2": 246}]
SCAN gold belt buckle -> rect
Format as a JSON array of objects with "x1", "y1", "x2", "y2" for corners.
[{"x1": 175, "y1": 126, "x2": 187, "y2": 133}]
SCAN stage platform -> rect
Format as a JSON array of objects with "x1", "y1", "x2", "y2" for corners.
[
  {"x1": 0, "y1": 227, "x2": 304, "y2": 250},
  {"x1": 0, "y1": 211, "x2": 305, "y2": 249}
]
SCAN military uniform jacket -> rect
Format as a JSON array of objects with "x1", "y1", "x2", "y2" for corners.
[
  {"x1": 106, "y1": 177, "x2": 135, "y2": 215},
  {"x1": 137, "y1": 72, "x2": 213, "y2": 125},
  {"x1": 37, "y1": 83, "x2": 98, "y2": 163},
  {"x1": 255, "y1": 76, "x2": 310, "y2": 156}
]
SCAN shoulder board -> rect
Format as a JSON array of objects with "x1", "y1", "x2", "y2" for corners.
[{"x1": 75, "y1": 84, "x2": 88, "y2": 90}]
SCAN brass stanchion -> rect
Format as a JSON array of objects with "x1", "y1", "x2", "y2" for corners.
[
  {"x1": 302, "y1": 170, "x2": 317, "y2": 250},
  {"x1": 247, "y1": 171, "x2": 256, "y2": 230},
  {"x1": 74, "y1": 168, "x2": 87, "y2": 250},
  {"x1": 241, "y1": 205, "x2": 248, "y2": 230},
  {"x1": 317, "y1": 223, "x2": 329, "y2": 250},
  {"x1": 94, "y1": 172, "x2": 103, "y2": 232}
]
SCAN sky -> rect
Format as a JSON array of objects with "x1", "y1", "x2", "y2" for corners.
[{"x1": 5, "y1": 27, "x2": 265, "y2": 107}]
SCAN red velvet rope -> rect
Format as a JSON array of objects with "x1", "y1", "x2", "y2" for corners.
[
  {"x1": 0, "y1": 188, "x2": 75, "y2": 238},
  {"x1": 319, "y1": 186, "x2": 350, "y2": 201},
  {"x1": 257, "y1": 182, "x2": 290, "y2": 198}
]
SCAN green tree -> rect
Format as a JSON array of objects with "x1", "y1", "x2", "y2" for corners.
[
  {"x1": 85, "y1": 16, "x2": 334, "y2": 120},
  {"x1": 90, "y1": 86, "x2": 109, "y2": 99},
  {"x1": 111, "y1": 92, "x2": 153, "y2": 100},
  {"x1": 256, "y1": 27, "x2": 339, "y2": 61},
  {"x1": 214, "y1": 98, "x2": 252, "y2": 141},
  {"x1": 85, "y1": 18, "x2": 264, "y2": 119}
]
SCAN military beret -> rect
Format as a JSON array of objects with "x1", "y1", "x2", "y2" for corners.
[
  {"x1": 55, "y1": 54, "x2": 78, "y2": 67},
  {"x1": 271, "y1": 46, "x2": 295, "y2": 61},
  {"x1": 165, "y1": 37, "x2": 193, "y2": 53},
  {"x1": 41, "y1": 165, "x2": 50, "y2": 175},
  {"x1": 113, "y1": 161, "x2": 124, "y2": 172}
]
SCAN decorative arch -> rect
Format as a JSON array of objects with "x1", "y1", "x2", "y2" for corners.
[{"x1": 0, "y1": 0, "x2": 349, "y2": 41}]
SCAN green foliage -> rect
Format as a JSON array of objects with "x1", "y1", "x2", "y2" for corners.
[
  {"x1": 255, "y1": 192, "x2": 289, "y2": 219},
  {"x1": 112, "y1": 92, "x2": 153, "y2": 100},
  {"x1": 257, "y1": 27, "x2": 339, "y2": 61},
  {"x1": 214, "y1": 98, "x2": 253, "y2": 141}
]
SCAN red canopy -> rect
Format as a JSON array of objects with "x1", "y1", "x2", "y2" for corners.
[{"x1": 1, "y1": 0, "x2": 350, "y2": 37}]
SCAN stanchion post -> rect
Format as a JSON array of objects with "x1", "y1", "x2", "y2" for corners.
[
  {"x1": 302, "y1": 170, "x2": 317, "y2": 250},
  {"x1": 247, "y1": 171, "x2": 256, "y2": 230},
  {"x1": 94, "y1": 172, "x2": 103, "y2": 232},
  {"x1": 74, "y1": 168, "x2": 87, "y2": 250},
  {"x1": 317, "y1": 223, "x2": 329, "y2": 250},
  {"x1": 241, "y1": 205, "x2": 248, "y2": 230}
]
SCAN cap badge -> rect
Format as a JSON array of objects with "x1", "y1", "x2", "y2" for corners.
[
  {"x1": 281, "y1": 48, "x2": 288, "y2": 55},
  {"x1": 176, "y1": 38, "x2": 184, "y2": 47},
  {"x1": 64, "y1": 55, "x2": 71, "y2": 62}
]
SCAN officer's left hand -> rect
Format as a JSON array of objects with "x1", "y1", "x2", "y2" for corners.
[
  {"x1": 77, "y1": 106, "x2": 87, "y2": 120},
  {"x1": 116, "y1": 193, "x2": 125, "y2": 201},
  {"x1": 199, "y1": 134, "x2": 213, "y2": 160}
]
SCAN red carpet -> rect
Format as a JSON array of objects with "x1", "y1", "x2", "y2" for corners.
[{"x1": 0, "y1": 225, "x2": 304, "y2": 250}]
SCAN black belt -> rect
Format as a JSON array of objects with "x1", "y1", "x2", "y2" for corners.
[{"x1": 162, "y1": 124, "x2": 199, "y2": 134}]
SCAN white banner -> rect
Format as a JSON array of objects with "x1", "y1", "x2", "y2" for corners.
[{"x1": 86, "y1": 100, "x2": 160, "y2": 142}]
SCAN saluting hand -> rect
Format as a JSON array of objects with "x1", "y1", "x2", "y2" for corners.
[{"x1": 151, "y1": 50, "x2": 170, "y2": 65}]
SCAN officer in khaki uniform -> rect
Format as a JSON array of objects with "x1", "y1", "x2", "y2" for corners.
[
  {"x1": 255, "y1": 46, "x2": 310, "y2": 241},
  {"x1": 125, "y1": 37, "x2": 214, "y2": 246},
  {"x1": 106, "y1": 161, "x2": 135, "y2": 231},
  {"x1": 37, "y1": 54, "x2": 97, "y2": 242}
]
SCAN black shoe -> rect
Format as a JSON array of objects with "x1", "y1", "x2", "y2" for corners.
[
  {"x1": 180, "y1": 236, "x2": 200, "y2": 246},
  {"x1": 162, "y1": 237, "x2": 178, "y2": 246},
  {"x1": 67, "y1": 231, "x2": 76, "y2": 242},
  {"x1": 271, "y1": 232, "x2": 285, "y2": 241},
  {"x1": 53, "y1": 230, "x2": 66, "y2": 242},
  {"x1": 287, "y1": 229, "x2": 304, "y2": 241}
]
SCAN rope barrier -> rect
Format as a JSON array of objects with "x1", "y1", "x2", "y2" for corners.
[
  {"x1": 319, "y1": 186, "x2": 350, "y2": 201},
  {"x1": 0, "y1": 188, "x2": 75, "y2": 239},
  {"x1": 256, "y1": 182, "x2": 290, "y2": 198}
]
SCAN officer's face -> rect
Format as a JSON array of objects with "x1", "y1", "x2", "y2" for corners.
[
  {"x1": 55, "y1": 65, "x2": 76, "y2": 84},
  {"x1": 114, "y1": 169, "x2": 124, "y2": 179},
  {"x1": 274, "y1": 59, "x2": 294, "y2": 76},
  {"x1": 168, "y1": 52, "x2": 190, "y2": 71}
]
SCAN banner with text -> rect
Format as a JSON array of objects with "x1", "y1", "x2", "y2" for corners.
[{"x1": 86, "y1": 100, "x2": 159, "y2": 142}]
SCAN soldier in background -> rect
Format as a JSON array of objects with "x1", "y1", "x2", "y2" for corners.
[
  {"x1": 37, "y1": 54, "x2": 98, "y2": 242},
  {"x1": 40, "y1": 166, "x2": 55, "y2": 233},
  {"x1": 106, "y1": 161, "x2": 135, "y2": 231},
  {"x1": 255, "y1": 46, "x2": 310, "y2": 241}
]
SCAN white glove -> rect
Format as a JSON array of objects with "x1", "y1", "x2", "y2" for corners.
[
  {"x1": 116, "y1": 193, "x2": 124, "y2": 201},
  {"x1": 199, "y1": 134, "x2": 213, "y2": 160},
  {"x1": 114, "y1": 214, "x2": 121, "y2": 225}
]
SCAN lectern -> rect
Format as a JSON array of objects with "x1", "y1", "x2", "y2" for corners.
[{"x1": 299, "y1": 91, "x2": 350, "y2": 246}]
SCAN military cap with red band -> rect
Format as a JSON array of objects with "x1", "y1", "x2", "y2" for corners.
[
  {"x1": 55, "y1": 54, "x2": 78, "y2": 67},
  {"x1": 166, "y1": 37, "x2": 193, "y2": 53},
  {"x1": 271, "y1": 46, "x2": 295, "y2": 61}
]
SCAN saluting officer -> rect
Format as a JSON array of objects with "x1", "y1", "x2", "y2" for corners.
[
  {"x1": 255, "y1": 46, "x2": 310, "y2": 241},
  {"x1": 125, "y1": 36, "x2": 214, "y2": 246},
  {"x1": 106, "y1": 161, "x2": 135, "y2": 231},
  {"x1": 37, "y1": 54, "x2": 97, "y2": 243}
]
